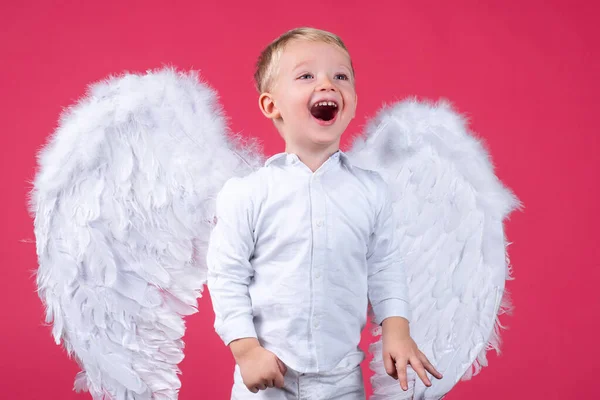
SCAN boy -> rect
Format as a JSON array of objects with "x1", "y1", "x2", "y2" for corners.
[{"x1": 206, "y1": 27, "x2": 442, "y2": 399}]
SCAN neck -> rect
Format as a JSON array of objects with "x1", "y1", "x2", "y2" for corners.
[{"x1": 284, "y1": 141, "x2": 340, "y2": 172}]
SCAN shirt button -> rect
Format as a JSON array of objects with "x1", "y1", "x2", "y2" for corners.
[
  {"x1": 316, "y1": 219, "x2": 323, "y2": 227},
  {"x1": 315, "y1": 271, "x2": 321, "y2": 278},
  {"x1": 313, "y1": 321, "x2": 320, "y2": 328}
]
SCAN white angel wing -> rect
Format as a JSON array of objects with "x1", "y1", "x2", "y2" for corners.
[
  {"x1": 348, "y1": 99, "x2": 520, "y2": 399},
  {"x1": 29, "y1": 69, "x2": 263, "y2": 399}
]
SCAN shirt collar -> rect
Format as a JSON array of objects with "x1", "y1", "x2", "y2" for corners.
[{"x1": 264, "y1": 150, "x2": 353, "y2": 170}]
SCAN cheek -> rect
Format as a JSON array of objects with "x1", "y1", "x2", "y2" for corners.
[
  {"x1": 344, "y1": 96, "x2": 357, "y2": 117},
  {"x1": 286, "y1": 97, "x2": 309, "y2": 117}
]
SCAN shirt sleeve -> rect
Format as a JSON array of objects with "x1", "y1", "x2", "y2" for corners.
[
  {"x1": 206, "y1": 177, "x2": 258, "y2": 345},
  {"x1": 367, "y1": 174, "x2": 412, "y2": 325}
]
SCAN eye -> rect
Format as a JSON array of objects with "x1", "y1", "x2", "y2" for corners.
[
  {"x1": 298, "y1": 73, "x2": 313, "y2": 80},
  {"x1": 334, "y1": 73, "x2": 349, "y2": 81}
]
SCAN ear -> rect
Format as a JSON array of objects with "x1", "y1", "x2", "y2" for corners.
[{"x1": 258, "y1": 92, "x2": 281, "y2": 120}]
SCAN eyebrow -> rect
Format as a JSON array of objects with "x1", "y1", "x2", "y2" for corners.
[
  {"x1": 292, "y1": 61, "x2": 312, "y2": 72},
  {"x1": 338, "y1": 65, "x2": 352, "y2": 74},
  {"x1": 292, "y1": 61, "x2": 353, "y2": 74}
]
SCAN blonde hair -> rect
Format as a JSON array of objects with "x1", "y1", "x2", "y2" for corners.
[{"x1": 254, "y1": 27, "x2": 354, "y2": 93}]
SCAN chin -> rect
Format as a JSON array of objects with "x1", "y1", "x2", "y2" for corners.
[{"x1": 308, "y1": 130, "x2": 344, "y2": 147}]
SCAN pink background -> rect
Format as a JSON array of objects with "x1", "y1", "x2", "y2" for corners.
[{"x1": 2, "y1": 1, "x2": 598, "y2": 399}]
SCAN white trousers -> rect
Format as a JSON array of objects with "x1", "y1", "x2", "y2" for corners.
[{"x1": 230, "y1": 362, "x2": 366, "y2": 400}]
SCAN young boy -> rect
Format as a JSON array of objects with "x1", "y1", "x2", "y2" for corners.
[{"x1": 206, "y1": 27, "x2": 442, "y2": 399}]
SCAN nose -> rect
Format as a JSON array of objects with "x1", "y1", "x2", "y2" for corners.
[{"x1": 316, "y1": 75, "x2": 336, "y2": 91}]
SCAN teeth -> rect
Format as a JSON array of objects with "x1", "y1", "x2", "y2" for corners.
[{"x1": 315, "y1": 101, "x2": 337, "y2": 107}]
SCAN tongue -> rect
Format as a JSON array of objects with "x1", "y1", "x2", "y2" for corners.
[{"x1": 311, "y1": 106, "x2": 336, "y2": 121}]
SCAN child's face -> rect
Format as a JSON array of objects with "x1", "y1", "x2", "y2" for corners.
[{"x1": 259, "y1": 39, "x2": 357, "y2": 152}]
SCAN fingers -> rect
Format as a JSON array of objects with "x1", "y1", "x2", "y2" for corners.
[
  {"x1": 274, "y1": 371, "x2": 285, "y2": 388},
  {"x1": 248, "y1": 373, "x2": 282, "y2": 392},
  {"x1": 396, "y1": 360, "x2": 408, "y2": 391},
  {"x1": 409, "y1": 357, "x2": 431, "y2": 387},
  {"x1": 421, "y1": 355, "x2": 443, "y2": 379},
  {"x1": 248, "y1": 381, "x2": 267, "y2": 392},
  {"x1": 277, "y1": 358, "x2": 288, "y2": 376},
  {"x1": 407, "y1": 353, "x2": 444, "y2": 389},
  {"x1": 383, "y1": 353, "x2": 397, "y2": 378},
  {"x1": 274, "y1": 358, "x2": 287, "y2": 388}
]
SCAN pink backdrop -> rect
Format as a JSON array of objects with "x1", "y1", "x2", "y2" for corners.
[{"x1": 2, "y1": 1, "x2": 598, "y2": 399}]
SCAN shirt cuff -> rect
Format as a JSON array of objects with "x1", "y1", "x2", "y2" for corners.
[
  {"x1": 216, "y1": 314, "x2": 258, "y2": 346},
  {"x1": 372, "y1": 298, "x2": 411, "y2": 325}
]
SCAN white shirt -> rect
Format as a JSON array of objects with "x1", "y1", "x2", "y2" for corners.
[{"x1": 206, "y1": 150, "x2": 411, "y2": 373}]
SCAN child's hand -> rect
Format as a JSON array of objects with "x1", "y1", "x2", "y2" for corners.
[
  {"x1": 236, "y1": 344, "x2": 287, "y2": 393},
  {"x1": 381, "y1": 317, "x2": 443, "y2": 391}
]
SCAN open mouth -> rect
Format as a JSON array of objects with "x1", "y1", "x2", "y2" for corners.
[{"x1": 310, "y1": 101, "x2": 339, "y2": 122}]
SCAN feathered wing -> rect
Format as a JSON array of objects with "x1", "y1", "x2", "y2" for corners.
[
  {"x1": 29, "y1": 69, "x2": 263, "y2": 399},
  {"x1": 348, "y1": 99, "x2": 520, "y2": 400}
]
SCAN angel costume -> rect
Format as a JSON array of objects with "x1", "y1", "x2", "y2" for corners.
[
  {"x1": 29, "y1": 69, "x2": 520, "y2": 400},
  {"x1": 210, "y1": 149, "x2": 408, "y2": 399}
]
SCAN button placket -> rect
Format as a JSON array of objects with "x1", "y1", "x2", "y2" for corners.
[
  {"x1": 307, "y1": 174, "x2": 319, "y2": 368},
  {"x1": 310, "y1": 173, "x2": 328, "y2": 367}
]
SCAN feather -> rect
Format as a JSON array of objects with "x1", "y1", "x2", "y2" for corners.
[
  {"x1": 29, "y1": 68, "x2": 264, "y2": 399},
  {"x1": 348, "y1": 99, "x2": 521, "y2": 399},
  {"x1": 31, "y1": 69, "x2": 519, "y2": 399}
]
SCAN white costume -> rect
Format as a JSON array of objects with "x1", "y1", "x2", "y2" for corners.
[
  {"x1": 207, "y1": 151, "x2": 410, "y2": 374},
  {"x1": 208, "y1": 150, "x2": 410, "y2": 398},
  {"x1": 231, "y1": 362, "x2": 365, "y2": 400},
  {"x1": 29, "y1": 69, "x2": 520, "y2": 399}
]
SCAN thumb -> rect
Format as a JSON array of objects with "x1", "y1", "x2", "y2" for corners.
[
  {"x1": 383, "y1": 353, "x2": 397, "y2": 378},
  {"x1": 277, "y1": 358, "x2": 287, "y2": 376}
]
